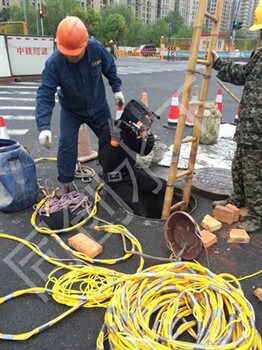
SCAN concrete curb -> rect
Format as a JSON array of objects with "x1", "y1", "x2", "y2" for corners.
[{"x1": 0, "y1": 75, "x2": 41, "y2": 84}]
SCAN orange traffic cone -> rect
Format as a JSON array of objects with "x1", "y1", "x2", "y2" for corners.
[
  {"x1": 215, "y1": 89, "x2": 223, "y2": 123},
  {"x1": 186, "y1": 85, "x2": 199, "y2": 127},
  {"x1": 77, "y1": 124, "x2": 98, "y2": 163},
  {"x1": 231, "y1": 105, "x2": 239, "y2": 125},
  {"x1": 164, "y1": 91, "x2": 179, "y2": 128},
  {"x1": 115, "y1": 104, "x2": 124, "y2": 120},
  {"x1": 140, "y1": 92, "x2": 148, "y2": 106},
  {"x1": 0, "y1": 117, "x2": 10, "y2": 139}
]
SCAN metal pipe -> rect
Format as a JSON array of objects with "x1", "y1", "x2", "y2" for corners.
[{"x1": 39, "y1": 0, "x2": 44, "y2": 36}]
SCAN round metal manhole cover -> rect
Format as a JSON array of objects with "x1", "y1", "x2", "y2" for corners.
[{"x1": 192, "y1": 167, "x2": 233, "y2": 199}]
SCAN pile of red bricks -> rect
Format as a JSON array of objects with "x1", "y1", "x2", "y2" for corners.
[{"x1": 200, "y1": 204, "x2": 249, "y2": 248}]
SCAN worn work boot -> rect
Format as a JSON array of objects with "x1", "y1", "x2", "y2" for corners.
[
  {"x1": 55, "y1": 183, "x2": 70, "y2": 198},
  {"x1": 237, "y1": 220, "x2": 262, "y2": 233}
]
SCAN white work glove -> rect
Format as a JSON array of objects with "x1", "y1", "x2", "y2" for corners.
[
  {"x1": 39, "y1": 130, "x2": 52, "y2": 149},
  {"x1": 212, "y1": 50, "x2": 219, "y2": 64},
  {"x1": 114, "y1": 91, "x2": 125, "y2": 106}
]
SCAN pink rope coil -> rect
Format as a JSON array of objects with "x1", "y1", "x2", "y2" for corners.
[{"x1": 38, "y1": 191, "x2": 92, "y2": 216}]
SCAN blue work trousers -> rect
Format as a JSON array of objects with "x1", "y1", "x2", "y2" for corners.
[{"x1": 57, "y1": 106, "x2": 111, "y2": 183}]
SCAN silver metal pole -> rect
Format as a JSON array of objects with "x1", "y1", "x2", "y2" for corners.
[
  {"x1": 232, "y1": 28, "x2": 236, "y2": 49},
  {"x1": 21, "y1": 0, "x2": 28, "y2": 23},
  {"x1": 39, "y1": 0, "x2": 44, "y2": 36},
  {"x1": 35, "y1": 0, "x2": 39, "y2": 35}
]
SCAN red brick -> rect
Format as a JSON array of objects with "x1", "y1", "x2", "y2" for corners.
[
  {"x1": 227, "y1": 229, "x2": 250, "y2": 244},
  {"x1": 213, "y1": 205, "x2": 235, "y2": 225},
  {"x1": 201, "y1": 214, "x2": 222, "y2": 232},
  {"x1": 68, "y1": 233, "x2": 103, "y2": 258},
  {"x1": 200, "y1": 229, "x2": 217, "y2": 248},
  {"x1": 239, "y1": 207, "x2": 249, "y2": 221},
  {"x1": 225, "y1": 204, "x2": 240, "y2": 222},
  {"x1": 253, "y1": 288, "x2": 262, "y2": 302}
]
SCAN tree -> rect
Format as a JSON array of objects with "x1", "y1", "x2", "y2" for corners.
[
  {"x1": 8, "y1": 0, "x2": 80, "y2": 35},
  {"x1": 127, "y1": 19, "x2": 146, "y2": 46},
  {"x1": 177, "y1": 25, "x2": 194, "y2": 38},
  {"x1": 144, "y1": 18, "x2": 168, "y2": 45},
  {"x1": 41, "y1": 0, "x2": 79, "y2": 36},
  {"x1": 0, "y1": 8, "x2": 11, "y2": 22},
  {"x1": 101, "y1": 13, "x2": 127, "y2": 45},
  {"x1": 101, "y1": 5, "x2": 136, "y2": 45},
  {"x1": 72, "y1": 7, "x2": 101, "y2": 38},
  {"x1": 9, "y1": 3, "x2": 37, "y2": 34},
  {"x1": 164, "y1": 12, "x2": 183, "y2": 34},
  {"x1": 101, "y1": 5, "x2": 133, "y2": 26}
]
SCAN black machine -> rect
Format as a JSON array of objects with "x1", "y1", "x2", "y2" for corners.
[{"x1": 119, "y1": 99, "x2": 160, "y2": 136}]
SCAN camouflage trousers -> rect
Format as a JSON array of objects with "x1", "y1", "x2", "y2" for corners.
[{"x1": 229, "y1": 144, "x2": 262, "y2": 224}]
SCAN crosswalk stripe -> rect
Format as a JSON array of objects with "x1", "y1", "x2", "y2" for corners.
[
  {"x1": 0, "y1": 85, "x2": 38, "y2": 89},
  {"x1": 14, "y1": 82, "x2": 40, "y2": 85},
  {"x1": 0, "y1": 97, "x2": 36, "y2": 101},
  {"x1": 3, "y1": 115, "x2": 35, "y2": 120},
  {"x1": 7, "y1": 129, "x2": 29, "y2": 135},
  {"x1": 1, "y1": 106, "x2": 35, "y2": 110},
  {"x1": 0, "y1": 91, "x2": 36, "y2": 95}
]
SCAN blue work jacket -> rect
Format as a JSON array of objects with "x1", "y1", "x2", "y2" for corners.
[{"x1": 35, "y1": 38, "x2": 122, "y2": 132}]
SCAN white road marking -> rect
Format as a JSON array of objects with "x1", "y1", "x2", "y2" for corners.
[
  {"x1": 7, "y1": 129, "x2": 29, "y2": 135},
  {"x1": 1, "y1": 106, "x2": 35, "y2": 110},
  {"x1": 4, "y1": 115, "x2": 35, "y2": 120},
  {"x1": 0, "y1": 97, "x2": 36, "y2": 101}
]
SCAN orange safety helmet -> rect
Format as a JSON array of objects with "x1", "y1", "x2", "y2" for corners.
[
  {"x1": 56, "y1": 16, "x2": 88, "y2": 56},
  {"x1": 249, "y1": 1, "x2": 262, "y2": 31}
]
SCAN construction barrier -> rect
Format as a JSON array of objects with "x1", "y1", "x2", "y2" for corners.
[
  {"x1": 0, "y1": 116, "x2": 9, "y2": 139},
  {"x1": 77, "y1": 124, "x2": 98, "y2": 163},
  {"x1": 0, "y1": 35, "x2": 11, "y2": 77},
  {"x1": 115, "y1": 105, "x2": 124, "y2": 120},
  {"x1": 0, "y1": 34, "x2": 54, "y2": 78},
  {"x1": 232, "y1": 105, "x2": 239, "y2": 125},
  {"x1": 216, "y1": 89, "x2": 223, "y2": 113},
  {"x1": 1, "y1": 38, "x2": 254, "y2": 78},
  {"x1": 163, "y1": 91, "x2": 179, "y2": 129}
]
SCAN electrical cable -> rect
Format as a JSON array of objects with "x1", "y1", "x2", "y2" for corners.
[
  {"x1": 31, "y1": 187, "x2": 146, "y2": 269},
  {"x1": 34, "y1": 156, "x2": 96, "y2": 183},
  {"x1": 0, "y1": 231, "x2": 262, "y2": 345},
  {"x1": 74, "y1": 161, "x2": 96, "y2": 183},
  {"x1": 0, "y1": 233, "x2": 124, "y2": 340},
  {"x1": 31, "y1": 183, "x2": 103, "y2": 235},
  {"x1": 96, "y1": 262, "x2": 262, "y2": 350},
  {"x1": 0, "y1": 158, "x2": 261, "y2": 345}
]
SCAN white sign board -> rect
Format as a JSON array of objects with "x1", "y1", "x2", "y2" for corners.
[
  {"x1": 0, "y1": 35, "x2": 11, "y2": 77},
  {"x1": 6, "y1": 35, "x2": 54, "y2": 76}
]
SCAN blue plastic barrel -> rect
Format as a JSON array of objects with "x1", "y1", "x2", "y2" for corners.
[{"x1": 0, "y1": 139, "x2": 39, "y2": 212}]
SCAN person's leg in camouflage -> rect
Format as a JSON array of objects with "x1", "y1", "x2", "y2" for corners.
[
  {"x1": 237, "y1": 147, "x2": 262, "y2": 233},
  {"x1": 213, "y1": 145, "x2": 246, "y2": 207}
]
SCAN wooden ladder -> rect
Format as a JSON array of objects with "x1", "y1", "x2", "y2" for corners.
[{"x1": 161, "y1": 0, "x2": 225, "y2": 220}]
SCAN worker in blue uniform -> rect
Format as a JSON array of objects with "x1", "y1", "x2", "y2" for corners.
[{"x1": 35, "y1": 16, "x2": 124, "y2": 197}]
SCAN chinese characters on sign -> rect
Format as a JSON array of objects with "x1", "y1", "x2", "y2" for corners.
[
  {"x1": 5, "y1": 35, "x2": 54, "y2": 75},
  {"x1": 17, "y1": 46, "x2": 48, "y2": 55}
]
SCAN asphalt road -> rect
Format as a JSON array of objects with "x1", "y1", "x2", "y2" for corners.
[{"x1": 0, "y1": 57, "x2": 261, "y2": 350}]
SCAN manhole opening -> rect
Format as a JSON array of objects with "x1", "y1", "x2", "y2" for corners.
[{"x1": 135, "y1": 187, "x2": 197, "y2": 220}]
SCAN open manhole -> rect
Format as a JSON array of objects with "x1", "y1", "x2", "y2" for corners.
[
  {"x1": 102, "y1": 186, "x2": 197, "y2": 221},
  {"x1": 139, "y1": 187, "x2": 197, "y2": 220}
]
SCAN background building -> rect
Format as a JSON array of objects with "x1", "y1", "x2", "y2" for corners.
[{"x1": 175, "y1": 0, "x2": 260, "y2": 38}]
